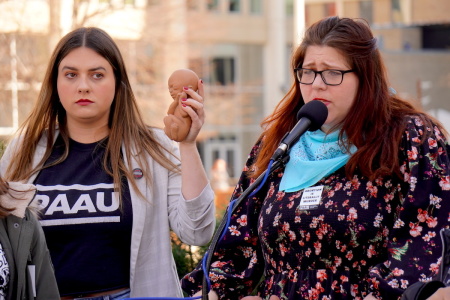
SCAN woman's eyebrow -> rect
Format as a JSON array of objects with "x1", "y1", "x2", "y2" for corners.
[{"x1": 60, "y1": 66, "x2": 107, "y2": 72}]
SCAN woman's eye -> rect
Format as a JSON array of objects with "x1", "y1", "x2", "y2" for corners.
[
  {"x1": 93, "y1": 73, "x2": 104, "y2": 79},
  {"x1": 65, "y1": 72, "x2": 76, "y2": 78}
]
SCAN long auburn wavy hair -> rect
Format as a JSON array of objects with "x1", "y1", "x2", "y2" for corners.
[
  {"x1": 251, "y1": 16, "x2": 445, "y2": 180},
  {"x1": 5, "y1": 27, "x2": 179, "y2": 201}
]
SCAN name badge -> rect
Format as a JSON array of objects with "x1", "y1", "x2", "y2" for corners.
[{"x1": 299, "y1": 186, "x2": 324, "y2": 210}]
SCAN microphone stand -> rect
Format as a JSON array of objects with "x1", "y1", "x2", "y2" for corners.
[{"x1": 201, "y1": 154, "x2": 290, "y2": 299}]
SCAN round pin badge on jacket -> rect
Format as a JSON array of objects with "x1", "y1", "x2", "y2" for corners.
[{"x1": 133, "y1": 168, "x2": 143, "y2": 179}]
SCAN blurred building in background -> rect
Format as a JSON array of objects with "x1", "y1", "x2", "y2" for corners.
[{"x1": 0, "y1": 0, "x2": 449, "y2": 185}]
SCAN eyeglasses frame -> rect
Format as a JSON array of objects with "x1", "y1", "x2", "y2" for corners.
[{"x1": 294, "y1": 68, "x2": 355, "y2": 86}]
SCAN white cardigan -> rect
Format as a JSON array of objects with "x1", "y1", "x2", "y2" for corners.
[{"x1": 0, "y1": 129, "x2": 216, "y2": 297}]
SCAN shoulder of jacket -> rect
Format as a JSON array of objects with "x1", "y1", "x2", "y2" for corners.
[{"x1": 150, "y1": 127, "x2": 177, "y2": 148}]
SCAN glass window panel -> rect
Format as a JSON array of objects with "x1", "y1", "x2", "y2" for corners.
[
  {"x1": 229, "y1": 0, "x2": 240, "y2": 12},
  {"x1": 250, "y1": 0, "x2": 262, "y2": 14},
  {"x1": 207, "y1": 0, "x2": 219, "y2": 11}
]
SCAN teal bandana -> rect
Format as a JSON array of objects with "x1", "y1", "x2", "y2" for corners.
[{"x1": 279, "y1": 129, "x2": 357, "y2": 192}]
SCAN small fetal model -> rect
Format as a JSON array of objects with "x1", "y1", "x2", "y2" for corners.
[{"x1": 163, "y1": 69, "x2": 199, "y2": 142}]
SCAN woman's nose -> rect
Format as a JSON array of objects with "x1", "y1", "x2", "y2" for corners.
[
  {"x1": 77, "y1": 77, "x2": 90, "y2": 93},
  {"x1": 312, "y1": 73, "x2": 327, "y2": 88}
]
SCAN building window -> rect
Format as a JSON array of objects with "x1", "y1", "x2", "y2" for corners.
[
  {"x1": 422, "y1": 25, "x2": 450, "y2": 49},
  {"x1": 391, "y1": 0, "x2": 401, "y2": 10},
  {"x1": 229, "y1": 0, "x2": 240, "y2": 12},
  {"x1": 211, "y1": 57, "x2": 235, "y2": 85},
  {"x1": 360, "y1": 0, "x2": 373, "y2": 24},
  {"x1": 250, "y1": 0, "x2": 262, "y2": 14},
  {"x1": 286, "y1": 0, "x2": 294, "y2": 16},
  {"x1": 391, "y1": 0, "x2": 403, "y2": 23},
  {"x1": 207, "y1": 0, "x2": 219, "y2": 11},
  {"x1": 204, "y1": 135, "x2": 239, "y2": 178},
  {"x1": 147, "y1": 0, "x2": 160, "y2": 6}
]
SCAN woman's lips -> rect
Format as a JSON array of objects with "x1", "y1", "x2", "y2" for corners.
[
  {"x1": 313, "y1": 98, "x2": 330, "y2": 106},
  {"x1": 76, "y1": 99, "x2": 93, "y2": 105}
]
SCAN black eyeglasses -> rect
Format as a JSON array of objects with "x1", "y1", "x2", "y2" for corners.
[{"x1": 294, "y1": 68, "x2": 354, "y2": 86}]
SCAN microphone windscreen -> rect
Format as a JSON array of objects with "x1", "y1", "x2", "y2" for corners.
[{"x1": 297, "y1": 100, "x2": 328, "y2": 131}]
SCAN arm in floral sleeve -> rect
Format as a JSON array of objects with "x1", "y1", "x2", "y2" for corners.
[
  {"x1": 182, "y1": 142, "x2": 268, "y2": 299},
  {"x1": 368, "y1": 115, "x2": 450, "y2": 299}
]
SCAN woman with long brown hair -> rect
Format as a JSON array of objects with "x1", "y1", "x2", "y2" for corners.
[
  {"x1": 182, "y1": 16, "x2": 450, "y2": 300},
  {"x1": 0, "y1": 27, "x2": 215, "y2": 299}
]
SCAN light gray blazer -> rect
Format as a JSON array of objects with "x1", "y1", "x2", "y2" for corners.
[{"x1": 0, "y1": 128, "x2": 216, "y2": 297}]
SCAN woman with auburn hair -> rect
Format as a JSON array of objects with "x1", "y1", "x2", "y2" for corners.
[
  {"x1": 0, "y1": 27, "x2": 215, "y2": 299},
  {"x1": 182, "y1": 16, "x2": 450, "y2": 299}
]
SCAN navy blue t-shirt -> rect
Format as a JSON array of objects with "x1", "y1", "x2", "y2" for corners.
[{"x1": 33, "y1": 136, "x2": 133, "y2": 296}]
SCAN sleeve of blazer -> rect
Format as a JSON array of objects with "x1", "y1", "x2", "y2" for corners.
[{"x1": 156, "y1": 129, "x2": 216, "y2": 246}]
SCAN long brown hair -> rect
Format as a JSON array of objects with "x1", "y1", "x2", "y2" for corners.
[
  {"x1": 252, "y1": 16, "x2": 444, "y2": 180},
  {"x1": 5, "y1": 27, "x2": 179, "y2": 200},
  {"x1": 0, "y1": 179, "x2": 14, "y2": 217}
]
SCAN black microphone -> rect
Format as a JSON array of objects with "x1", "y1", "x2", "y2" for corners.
[{"x1": 270, "y1": 100, "x2": 328, "y2": 161}]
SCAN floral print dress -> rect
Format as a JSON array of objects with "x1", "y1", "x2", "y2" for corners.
[{"x1": 182, "y1": 115, "x2": 450, "y2": 299}]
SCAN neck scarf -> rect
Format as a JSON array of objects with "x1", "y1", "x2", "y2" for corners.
[{"x1": 279, "y1": 130, "x2": 357, "y2": 192}]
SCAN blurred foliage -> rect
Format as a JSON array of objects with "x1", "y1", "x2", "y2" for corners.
[
  {"x1": 171, "y1": 233, "x2": 208, "y2": 279},
  {"x1": 172, "y1": 208, "x2": 264, "y2": 296},
  {"x1": 171, "y1": 217, "x2": 220, "y2": 279}
]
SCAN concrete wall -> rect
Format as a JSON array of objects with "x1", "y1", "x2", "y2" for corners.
[
  {"x1": 411, "y1": 0, "x2": 450, "y2": 24},
  {"x1": 382, "y1": 50, "x2": 450, "y2": 130},
  {"x1": 372, "y1": 27, "x2": 422, "y2": 51}
]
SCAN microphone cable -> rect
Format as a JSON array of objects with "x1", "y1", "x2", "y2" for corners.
[
  {"x1": 122, "y1": 161, "x2": 276, "y2": 300},
  {"x1": 200, "y1": 158, "x2": 274, "y2": 295},
  {"x1": 200, "y1": 156, "x2": 290, "y2": 300}
]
